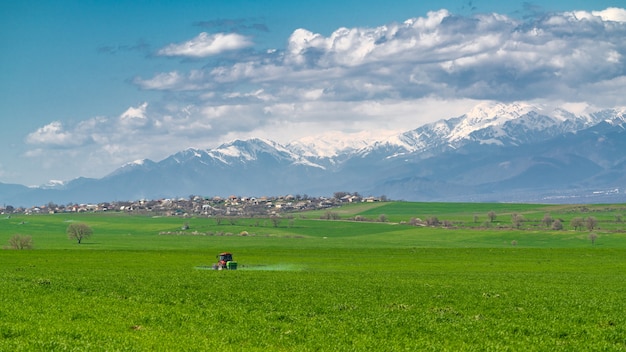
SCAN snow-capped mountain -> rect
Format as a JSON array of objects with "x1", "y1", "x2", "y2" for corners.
[
  {"x1": 353, "y1": 102, "x2": 608, "y2": 159},
  {"x1": 3, "y1": 102, "x2": 626, "y2": 206},
  {"x1": 287, "y1": 130, "x2": 397, "y2": 158}
]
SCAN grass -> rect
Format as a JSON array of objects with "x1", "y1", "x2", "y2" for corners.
[{"x1": 1, "y1": 202, "x2": 626, "y2": 350}]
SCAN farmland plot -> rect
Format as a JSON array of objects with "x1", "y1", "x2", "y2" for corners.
[
  {"x1": 1, "y1": 248, "x2": 625, "y2": 351},
  {"x1": 1, "y1": 203, "x2": 625, "y2": 350}
]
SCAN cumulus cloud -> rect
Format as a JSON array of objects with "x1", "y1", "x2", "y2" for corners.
[
  {"x1": 120, "y1": 102, "x2": 148, "y2": 120},
  {"x1": 137, "y1": 8, "x2": 626, "y2": 107},
  {"x1": 26, "y1": 121, "x2": 87, "y2": 147},
  {"x1": 157, "y1": 32, "x2": 253, "y2": 57},
  {"x1": 584, "y1": 8, "x2": 626, "y2": 22}
]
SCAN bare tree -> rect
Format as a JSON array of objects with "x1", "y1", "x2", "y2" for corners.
[
  {"x1": 333, "y1": 191, "x2": 349, "y2": 200},
  {"x1": 4, "y1": 234, "x2": 33, "y2": 250},
  {"x1": 551, "y1": 219, "x2": 563, "y2": 230},
  {"x1": 511, "y1": 213, "x2": 524, "y2": 229},
  {"x1": 378, "y1": 214, "x2": 388, "y2": 222},
  {"x1": 409, "y1": 217, "x2": 422, "y2": 226},
  {"x1": 67, "y1": 223, "x2": 93, "y2": 244},
  {"x1": 426, "y1": 216, "x2": 440, "y2": 226},
  {"x1": 321, "y1": 211, "x2": 340, "y2": 220},
  {"x1": 570, "y1": 217, "x2": 584, "y2": 231},
  {"x1": 270, "y1": 215, "x2": 281, "y2": 227},
  {"x1": 542, "y1": 213, "x2": 554, "y2": 228},
  {"x1": 585, "y1": 217, "x2": 598, "y2": 231},
  {"x1": 588, "y1": 233, "x2": 598, "y2": 245},
  {"x1": 487, "y1": 211, "x2": 496, "y2": 222}
]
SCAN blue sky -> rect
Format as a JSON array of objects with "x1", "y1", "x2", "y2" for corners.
[{"x1": 1, "y1": 0, "x2": 625, "y2": 186}]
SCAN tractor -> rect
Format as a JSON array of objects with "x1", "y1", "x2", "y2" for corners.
[{"x1": 213, "y1": 252, "x2": 237, "y2": 270}]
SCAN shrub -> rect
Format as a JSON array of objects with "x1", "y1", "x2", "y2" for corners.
[
  {"x1": 426, "y1": 217, "x2": 440, "y2": 226},
  {"x1": 4, "y1": 234, "x2": 33, "y2": 250},
  {"x1": 409, "y1": 217, "x2": 422, "y2": 226},
  {"x1": 551, "y1": 219, "x2": 563, "y2": 230}
]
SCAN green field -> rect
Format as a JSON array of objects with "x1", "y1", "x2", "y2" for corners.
[{"x1": 1, "y1": 202, "x2": 626, "y2": 351}]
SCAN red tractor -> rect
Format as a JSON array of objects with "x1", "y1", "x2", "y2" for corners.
[{"x1": 213, "y1": 252, "x2": 238, "y2": 270}]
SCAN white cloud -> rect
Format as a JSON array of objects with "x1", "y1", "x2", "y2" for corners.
[
  {"x1": 136, "y1": 7, "x2": 626, "y2": 107},
  {"x1": 588, "y1": 8, "x2": 626, "y2": 22},
  {"x1": 26, "y1": 121, "x2": 87, "y2": 147},
  {"x1": 157, "y1": 32, "x2": 253, "y2": 57},
  {"x1": 598, "y1": 7, "x2": 626, "y2": 22},
  {"x1": 120, "y1": 102, "x2": 148, "y2": 120}
]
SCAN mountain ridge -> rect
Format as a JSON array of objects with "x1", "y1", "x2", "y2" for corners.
[{"x1": 2, "y1": 102, "x2": 625, "y2": 206}]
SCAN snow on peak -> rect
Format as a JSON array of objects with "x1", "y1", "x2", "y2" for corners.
[
  {"x1": 130, "y1": 159, "x2": 146, "y2": 166},
  {"x1": 38, "y1": 179, "x2": 66, "y2": 189},
  {"x1": 207, "y1": 138, "x2": 299, "y2": 164},
  {"x1": 444, "y1": 101, "x2": 541, "y2": 142},
  {"x1": 116, "y1": 159, "x2": 150, "y2": 168},
  {"x1": 466, "y1": 101, "x2": 537, "y2": 120},
  {"x1": 282, "y1": 102, "x2": 621, "y2": 159},
  {"x1": 287, "y1": 130, "x2": 397, "y2": 158}
]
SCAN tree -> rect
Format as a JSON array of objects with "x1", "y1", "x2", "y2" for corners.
[
  {"x1": 270, "y1": 215, "x2": 281, "y2": 228},
  {"x1": 67, "y1": 223, "x2": 93, "y2": 244},
  {"x1": 542, "y1": 213, "x2": 553, "y2": 228},
  {"x1": 333, "y1": 191, "x2": 349, "y2": 200},
  {"x1": 588, "y1": 233, "x2": 598, "y2": 245},
  {"x1": 5, "y1": 234, "x2": 33, "y2": 250},
  {"x1": 570, "y1": 217, "x2": 584, "y2": 231},
  {"x1": 321, "y1": 211, "x2": 340, "y2": 220},
  {"x1": 551, "y1": 219, "x2": 563, "y2": 230},
  {"x1": 409, "y1": 217, "x2": 422, "y2": 226},
  {"x1": 426, "y1": 216, "x2": 440, "y2": 226},
  {"x1": 487, "y1": 211, "x2": 496, "y2": 223},
  {"x1": 378, "y1": 214, "x2": 388, "y2": 222},
  {"x1": 511, "y1": 213, "x2": 524, "y2": 229},
  {"x1": 585, "y1": 217, "x2": 598, "y2": 231}
]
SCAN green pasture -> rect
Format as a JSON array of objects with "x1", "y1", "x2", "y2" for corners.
[{"x1": 1, "y1": 202, "x2": 626, "y2": 351}]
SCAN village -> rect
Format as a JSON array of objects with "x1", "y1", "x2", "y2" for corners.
[{"x1": 1, "y1": 192, "x2": 386, "y2": 217}]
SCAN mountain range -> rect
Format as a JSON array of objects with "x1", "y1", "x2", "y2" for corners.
[{"x1": 2, "y1": 102, "x2": 626, "y2": 207}]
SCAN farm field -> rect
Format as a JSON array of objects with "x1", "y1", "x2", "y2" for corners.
[{"x1": 1, "y1": 202, "x2": 626, "y2": 351}]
